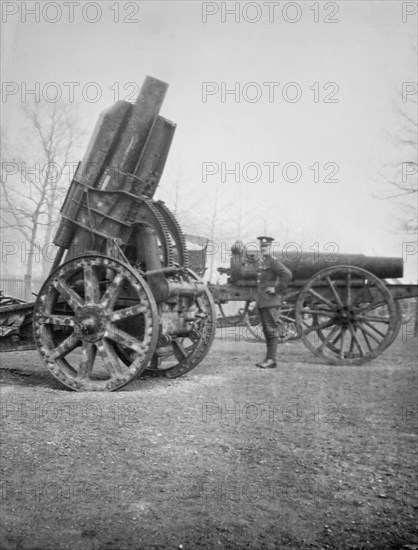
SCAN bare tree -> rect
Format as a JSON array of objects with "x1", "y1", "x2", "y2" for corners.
[
  {"x1": 381, "y1": 96, "x2": 418, "y2": 233},
  {"x1": 1, "y1": 101, "x2": 86, "y2": 297},
  {"x1": 204, "y1": 179, "x2": 222, "y2": 282},
  {"x1": 160, "y1": 156, "x2": 187, "y2": 219},
  {"x1": 156, "y1": 156, "x2": 206, "y2": 237},
  {"x1": 197, "y1": 179, "x2": 237, "y2": 282},
  {"x1": 380, "y1": 93, "x2": 418, "y2": 332}
]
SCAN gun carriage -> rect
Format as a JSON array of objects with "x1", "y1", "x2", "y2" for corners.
[
  {"x1": 210, "y1": 242, "x2": 417, "y2": 366},
  {"x1": 0, "y1": 76, "x2": 416, "y2": 389}
]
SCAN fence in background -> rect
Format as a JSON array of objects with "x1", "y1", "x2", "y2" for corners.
[{"x1": 0, "y1": 276, "x2": 43, "y2": 301}]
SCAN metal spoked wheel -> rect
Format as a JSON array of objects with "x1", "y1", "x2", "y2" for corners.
[
  {"x1": 146, "y1": 270, "x2": 217, "y2": 379},
  {"x1": 33, "y1": 255, "x2": 159, "y2": 391},
  {"x1": 295, "y1": 266, "x2": 401, "y2": 365}
]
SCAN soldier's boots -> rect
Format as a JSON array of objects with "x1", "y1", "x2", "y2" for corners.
[
  {"x1": 257, "y1": 358, "x2": 277, "y2": 368},
  {"x1": 256, "y1": 338, "x2": 278, "y2": 368}
]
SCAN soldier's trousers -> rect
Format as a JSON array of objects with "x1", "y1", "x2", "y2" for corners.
[{"x1": 258, "y1": 307, "x2": 281, "y2": 340}]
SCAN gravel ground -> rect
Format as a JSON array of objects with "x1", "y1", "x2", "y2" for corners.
[{"x1": 0, "y1": 330, "x2": 417, "y2": 550}]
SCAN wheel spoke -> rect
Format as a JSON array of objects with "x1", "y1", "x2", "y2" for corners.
[
  {"x1": 339, "y1": 329, "x2": 346, "y2": 359},
  {"x1": 360, "y1": 319, "x2": 386, "y2": 338},
  {"x1": 172, "y1": 339, "x2": 188, "y2": 359},
  {"x1": 97, "y1": 339, "x2": 128, "y2": 377},
  {"x1": 54, "y1": 280, "x2": 84, "y2": 311},
  {"x1": 279, "y1": 314, "x2": 294, "y2": 323},
  {"x1": 357, "y1": 314, "x2": 390, "y2": 324},
  {"x1": 360, "y1": 329, "x2": 373, "y2": 351},
  {"x1": 302, "y1": 318, "x2": 313, "y2": 330},
  {"x1": 355, "y1": 301, "x2": 386, "y2": 315},
  {"x1": 280, "y1": 308, "x2": 294, "y2": 318},
  {"x1": 40, "y1": 314, "x2": 75, "y2": 327},
  {"x1": 347, "y1": 324, "x2": 365, "y2": 357},
  {"x1": 325, "y1": 276, "x2": 343, "y2": 307},
  {"x1": 100, "y1": 272, "x2": 124, "y2": 308},
  {"x1": 83, "y1": 263, "x2": 100, "y2": 304},
  {"x1": 356, "y1": 322, "x2": 382, "y2": 344},
  {"x1": 279, "y1": 316, "x2": 297, "y2": 328},
  {"x1": 78, "y1": 343, "x2": 96, "y2": 379},
  {"x1": 331, "y1": 329, "x2": 342, "y2": 346},
  {"x1": 307, "y1": 289, "x2": 335, "y2": 309},
  {"x1": 51, "y1": 333, "x2": 80, "y2": 359},
  {"x1": 316, "y1": 324, "x2": 340, "y2": 352},
  {"x1": 304, "y1": 318, "x2": 336, "y2": 334},
  {"x1": 108, "y1": 304, "x2": 148, "y2": 322},
  {"x1": 348, "y1": 330, "x2": 355, "y2": 355},
  {"x1": 104, "y1": 324, "x2": 144, "y2": 353},
  {"x1": 301, "y1": 308, "x2": 335, "y2": 317}
]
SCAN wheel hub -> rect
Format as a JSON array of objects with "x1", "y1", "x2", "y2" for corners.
[
  {"x1": 74, "y1": 305, "x2": 106, "y2": 343},
  {"x1": 335, "y1": 305, "x2": 356, "y2": 327}
]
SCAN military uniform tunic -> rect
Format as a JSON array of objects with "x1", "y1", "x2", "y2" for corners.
[
  {"x1": 256, "y1": 255, "x2": 292, "y2": 340},
  {"x1": 256, "y1": 256, "x2": 292, "y2": 308}
]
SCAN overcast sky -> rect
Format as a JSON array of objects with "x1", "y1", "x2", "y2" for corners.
[{"x1": 1, "y1": 1, "x2": 417, "y2": 279}]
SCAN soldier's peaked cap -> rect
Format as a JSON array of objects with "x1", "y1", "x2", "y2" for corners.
[{"x1": 258, "y1": 236, "x2": 274, "y2": 247}]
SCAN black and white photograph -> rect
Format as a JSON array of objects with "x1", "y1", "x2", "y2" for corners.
[{"x1": 0, "y1": 1, "x2": 417, "y2": 548}]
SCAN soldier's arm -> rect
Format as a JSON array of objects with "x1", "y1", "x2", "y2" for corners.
[{"x1": 271, "y1": 260, "x2": 292, "y2": 293}]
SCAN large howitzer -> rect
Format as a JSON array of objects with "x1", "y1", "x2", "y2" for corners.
[
  {"x1": 210, "y1": 241, "x2": 417, "y2": 365},
  {"x1": 1, "y1": 76, "x2": 216, "y2": 391}
]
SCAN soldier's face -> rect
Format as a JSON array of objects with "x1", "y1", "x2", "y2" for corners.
[{"x1": 260, "y1": 245, "x2": 270, "y2": 258}]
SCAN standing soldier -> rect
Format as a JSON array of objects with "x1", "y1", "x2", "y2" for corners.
[{"x1": 256, "y1": 236, "x2": 292, "y2": 368}]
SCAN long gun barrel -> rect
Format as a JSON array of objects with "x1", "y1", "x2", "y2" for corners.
[
  {"x1": 224, "y1": 240, "x2": 403, "y2": 283},
  {"x1": 283, "y1": 252, "x2": 403, "y2": 281},
  {"x1": 227, "y1": 249, "x2": 403, "y2": 283}
]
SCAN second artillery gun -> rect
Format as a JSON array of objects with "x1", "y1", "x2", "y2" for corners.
[
  {"x1": 211, "y1": 241, "x2": 417, "y2": 365},
  {"x1": 28, "y1": 76, "x2": 216, "y2": 391}
]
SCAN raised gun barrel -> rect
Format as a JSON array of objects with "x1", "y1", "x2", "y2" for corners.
[{"x1": 53, "y1": 76, "x2": 176, "y2": 264}]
